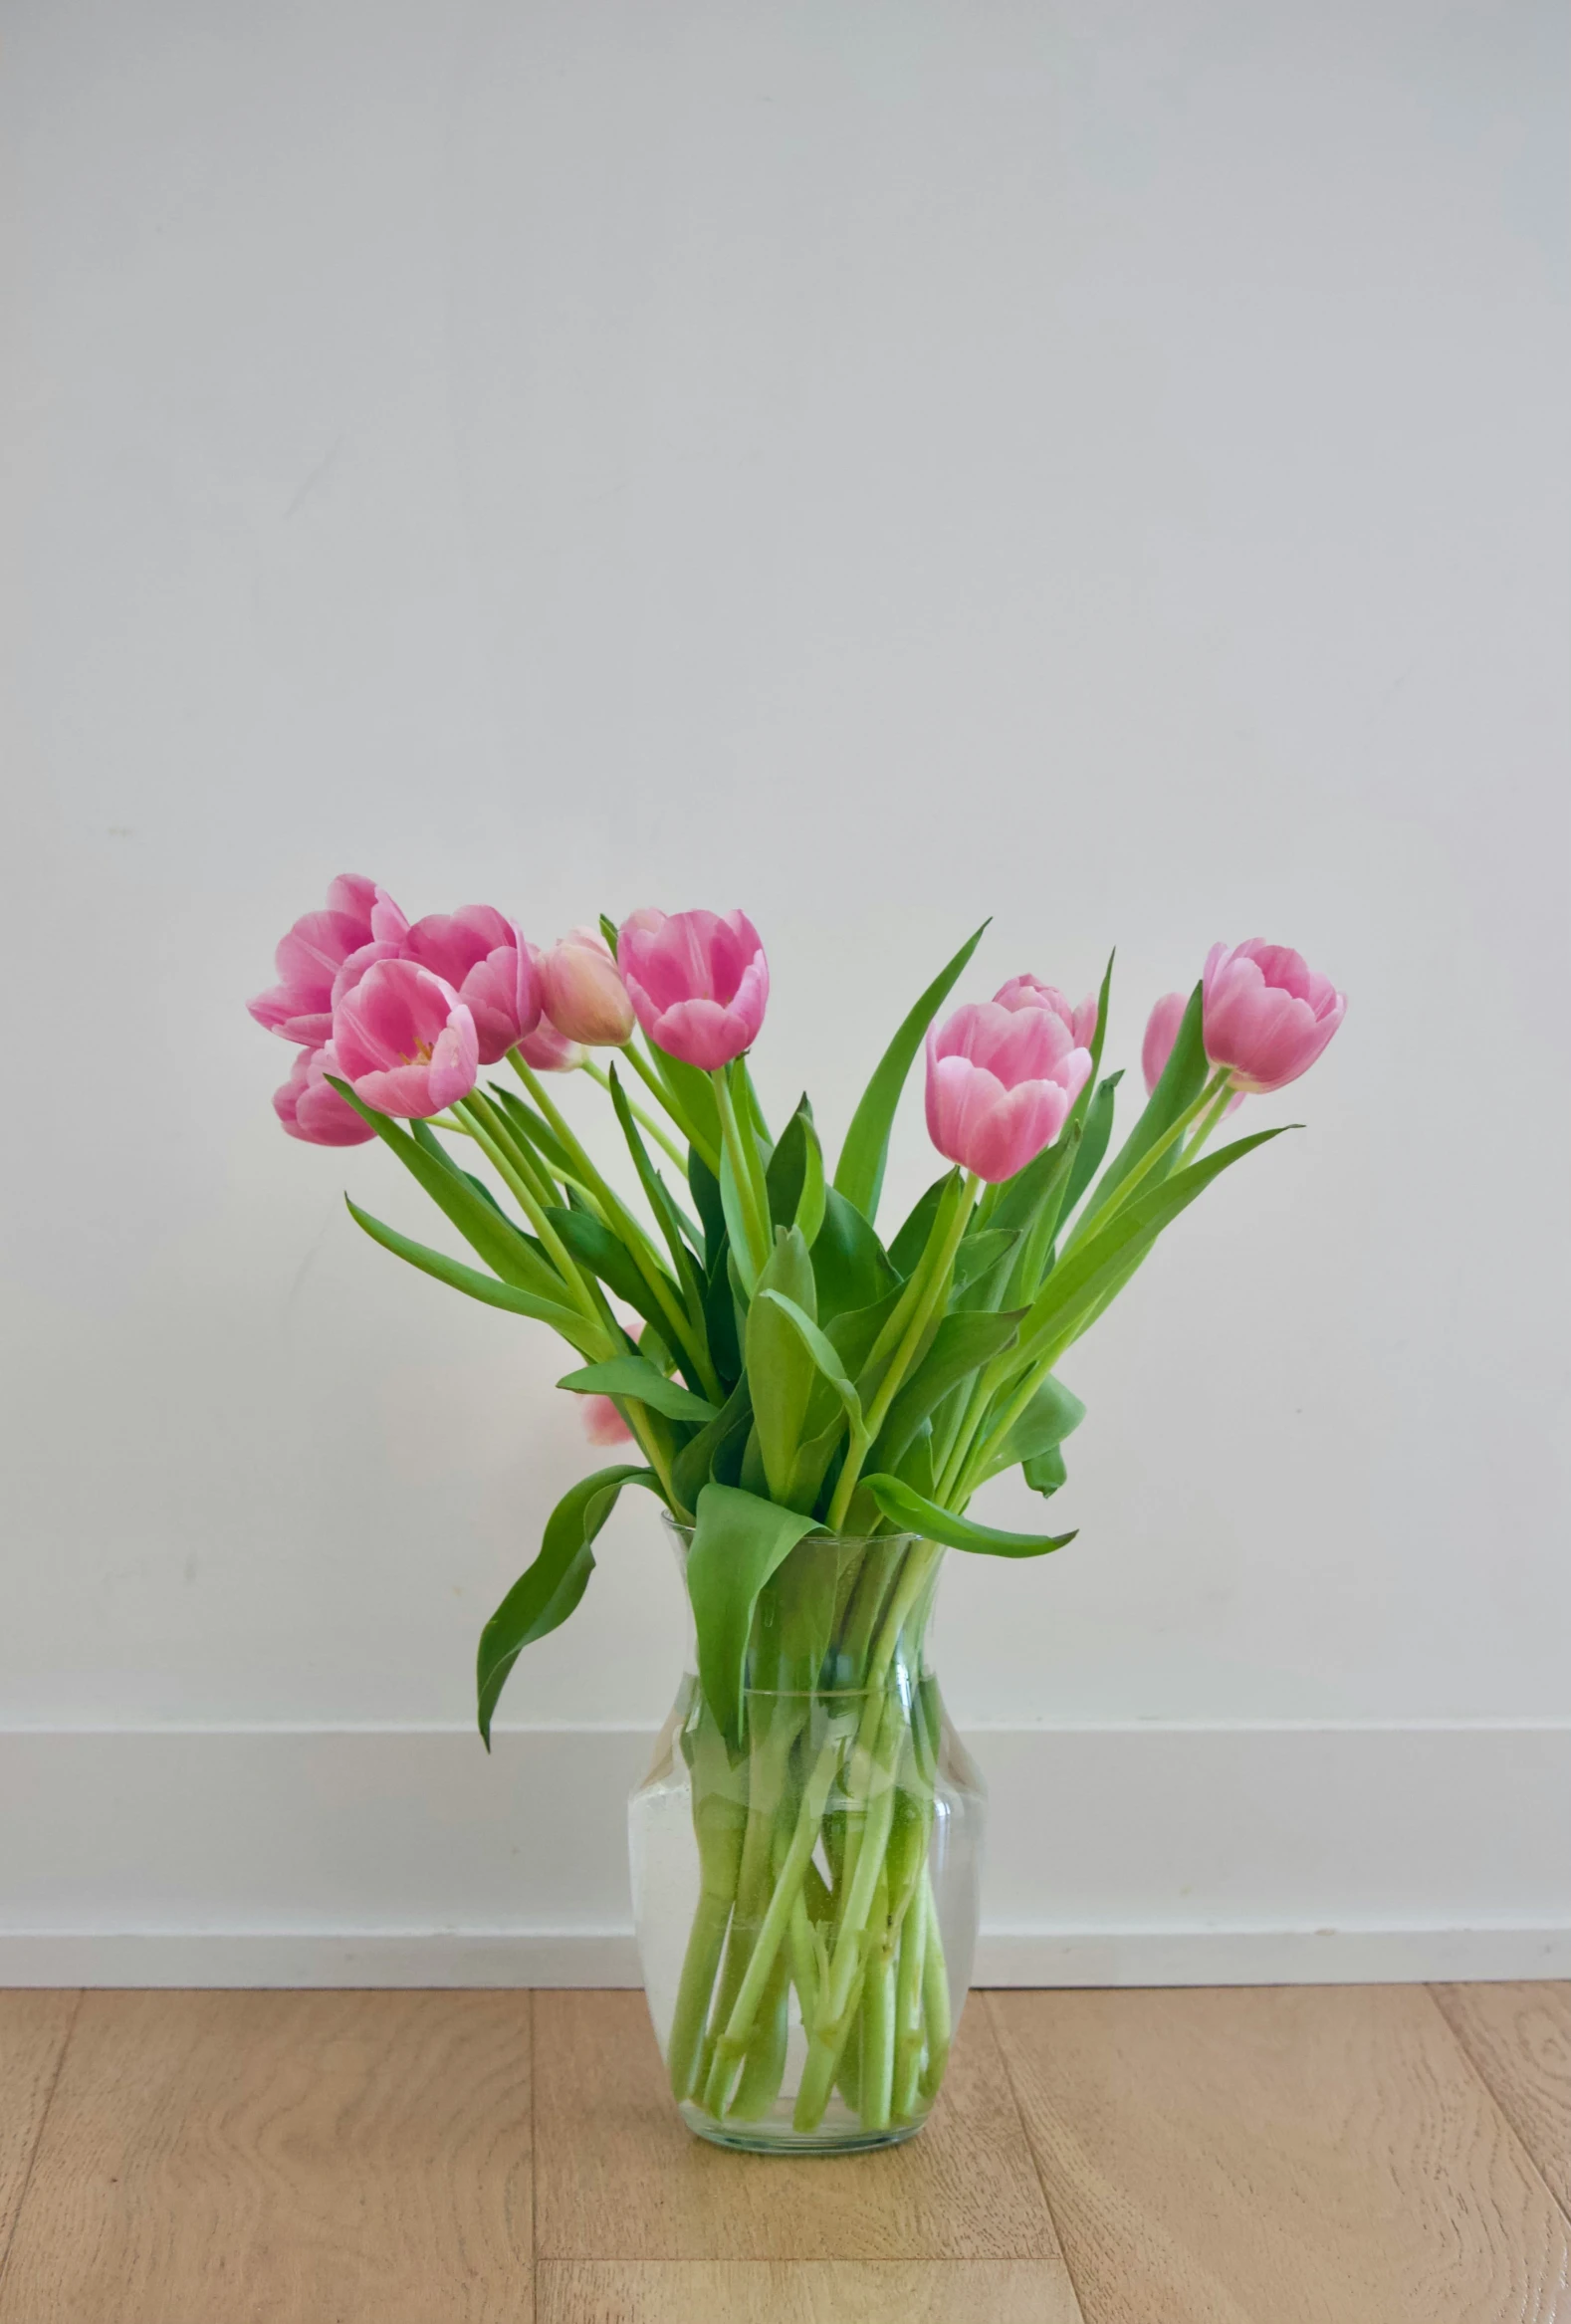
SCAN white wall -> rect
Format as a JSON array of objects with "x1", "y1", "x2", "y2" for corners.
[{"x1": 2, "y1": 0, "x2": 1567, "y2": 1971}]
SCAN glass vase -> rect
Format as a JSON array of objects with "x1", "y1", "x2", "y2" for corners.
[{"x1": 628, "y1": 1521, "x2": 986, "y2": 2154}]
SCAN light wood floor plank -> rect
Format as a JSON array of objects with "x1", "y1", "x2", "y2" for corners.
[
  {"x1": 1433, "y1": 1983, "x2": 1571, "y2": 2218},
  {"x1": 538, "y1": 2257, "x2": 1081, "y2": 2322},
  {"x1": 991, "y1": 1985, "x2": 1571, "y2": 2324},
  {"x1": 534, "y1": 1989, "x2": 1065, "y2": 2264},
  {"x1": 0, "y1": 1992, "x2": 80, "y2": 2261},
  {"x1": 0, "y1": 1990, "x2": 532, "y2": 2324}
]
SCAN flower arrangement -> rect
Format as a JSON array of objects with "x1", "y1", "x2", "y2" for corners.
[{"x1": 250, "y1": 888, "x2": 1343, "y2": 2145}]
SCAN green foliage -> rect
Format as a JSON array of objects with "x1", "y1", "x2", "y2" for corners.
[
  {"x1": 863, "y1": 1476, "x2": 1077, "y2": 1559},
  {"x1": 558, "y1": 1356, "x2": 718, "y2": 1426},
  {"x1": 745, "y1": 1229, "x2": 820, "y2": 1505},
  {"x1": 1080, "y1": 983, "x2": 1206, "y2": 1227},
  {"x1": 686, "y1": 1484, "x2": 822, "y2": 1747},
  {"x1": 871, "y1": 1310, "x2": 1024, "y2": 1476},
  {"x1": 476, "y1": 1465, "x2": 660, "y2": 1743},
  {"x1": 344, "y1": 1199, "x2": 592, "y2": 1346},
  {"x1": 810, "y1": 1187, "x2": 899, "y2": 1322}
]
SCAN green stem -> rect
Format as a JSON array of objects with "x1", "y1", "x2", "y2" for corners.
[
  {"x1": 1066, "y1": 1066, "x2": 1230, "y2": 1250},
  {"x1": 454, "y1": 1099, "x2": 604, "y2": 1333},
  {"x1": 1181, "y1": 1075, "x2": 1237, "y2": 1163},
  {"x1": 857, "y1": 1866, "x2": 895, "y2": 2132},
  {"x1": 826, "y1": 1176, "x2": 977, "y2": 1532},
  {"x1": 712, "y1": 1066, "x2": 772, "y2": 1280},
  {"x1": 892, "y1": 1875, "x2": 928, "y2": 2119},
  {"x1": 918, "y1": 1877, "x2": 952, "y2": 2101},
  {"x1": 623, "y1": 1042, "x2": 723, "y2": 1176}
]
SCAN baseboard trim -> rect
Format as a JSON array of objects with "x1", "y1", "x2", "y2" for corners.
[
  {"x1": 5, "y1": 1722, "x2": 1568, "y2": 1988},
  {"x1": 4, "y1": 1925, "x2": 1567, "y2": 1988}
]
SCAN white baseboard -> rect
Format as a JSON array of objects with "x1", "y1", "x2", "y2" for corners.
[{"x1": 4, "y1": 1723, "x2": 1568, "y2": 1988}]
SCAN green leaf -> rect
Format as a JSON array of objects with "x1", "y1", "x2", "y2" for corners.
[
  {"x1": 810, "y1": 1186, "x2": 899, "y2": 1323},
  {"x1": 871, "y1": 1309, "x2": 1023, "y2": 1474},
  {"x1": 1065, "y1": 949, "x2": 1116, "y2": 1140},
  {"x1": 1019, "y1": 1125, "x2": 1292, "y2": 1365},
  {"x1": 558, "y1": 1356, "x2": 718, "y2": 1426},
  {"x1": 950, "y1": 1227, "x2": 1020, "y2": 1296},
  {"x1": 719, "y1": 1132, "x2": 760, "y2": 1300},
  {"x1": 1061, "y1": 1072, "x2": 1122, "y2": 1219},
  {"x1": 687, "y1": 1148, "x2": 727, "y2": 1269},
  {"x1": 1022, "y1": 1446, "x2": 1067, "y2": 1496},
  {"x1": 605, "y1": 1067, "x2": 707, "y2": 1314},
  {"x1": 744, "y1": 1228, "x2": 820, "y2": 1504},
  {"x1": 671, "y1": 1374, "x2": 755, "y2": 1513},
  {"x1": 687, "y1": 1483, "x2": 823, "y2": 1748},
  {"x1": 981, "y1": 1375, "x2": 1085, "y2": 1480},
  {"x1": 485, "y1": 1084, "x2": 576, "y2": 1181},
  {"x1": 476, "y1": 1464, "x2": 660, "y2": 1743},
  {"x1": 645, "y1": 1041, "x2": 724, "y2": 1157},
  {"x1": 546, "y1": 1206, "x2": 677, "y2": 1337},
  {"x1": 824, "y1": 1280, "x2": 907, "y2": 1378},
  {"x1": 1080, "y1": 982, "x2": 1206, "y2": 1227},
  {"x1": 989, "y1": 1123, "x2": 1082, "y2": 1242},
  {"x1": 833, "y1": 921, "x2": 990, "y2": 1223},
  {"x1": 599, "y1": 912, "x2": 620, "y2": 956},
  {"x1": 766, "y1": 1099, "x2": 825, "y2": 1248},
  {"x1": 863, "y1": 1475, "x2": 1077, "y2": 1559},
  {"x1": 756, "y1": 1288, "x2": 866, "y2": 1439},
  {"x1": 335, "y1": 1085, "x2": 564, "y2": 1298},
  {"x1": 344, "y1": 1200, "x2": 594, "y2": 1344},
  {"x1": 889, "y1": 1175, "x2": 950, "y2": 1278}
]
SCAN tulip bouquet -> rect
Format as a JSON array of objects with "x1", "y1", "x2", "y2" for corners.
[{"x1": 250, "y1": 884, "x2": 1343, "y2": 2147}]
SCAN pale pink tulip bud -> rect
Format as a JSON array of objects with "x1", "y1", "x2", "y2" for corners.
[
  {"x1": 403, "y1": 906, "x2": 542, "y2": 1065},
  {"x1": 540, "y1": 926, "x2": 635, "y2": 1047},
  {"x1": 925, "y1": 1002, "x2": 1091, "y2": 1184},
  {"x1": 248, "y1": 874, "x2": 407, "y2": 1047},
  {"x1": 1143, "y1": 990, "x2": 1244, "y2": 1113},
  {"x1": 616, "y1": 908, "x2": 769, "y2": 1071},
  {"x1": 331, "y1": 958, "x2": 479, "y2": 1118},
  {"x1": 580, "y1": 1393, "x2": 634, "y2": 1447},
  {"x1": 1202, "y1": 940, "x2": 1346, "y2": 1094},
  {"x1": 993, "y1": 975, "x2": 1098, "y2": 1050},
  {"x1": 272, "y1": 1045, "x2": 374, "y2": 1146}
]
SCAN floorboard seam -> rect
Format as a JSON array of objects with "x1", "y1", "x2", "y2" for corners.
[
  {"x1": 1424, "y1": 1984, "x2": 1571, "y2": 2234},
  {"x1": 982, "y1": 1991, "x2": 1093, "y2": 2323},
  {"x1": 0, "y1": 1989, "x2": 84, "y2": 2298}
]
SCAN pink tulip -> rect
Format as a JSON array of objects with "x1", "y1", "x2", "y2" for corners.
[
  {"x1": 1142, "y1": 990, "x2": 1243, "y2": 1113},
  {"x1": 1203, "y1": 940, "x2": 1346, "y2": 1094},
  {"x1": 580, "y1": 1393, "x2": 634, "y2": 1448},
  {"x1": 616, "y1": 908, "x2": 769, "y2": 1071},
  {"x1": 994, "y1": 976, "x2": 1098, "y2": 1050},
  {"x1": 248, "y1": 874, "x2": 407, "y2": 1046},
  {"x1": 272, "y1": 1046, "x2": 374, "y2": 1147},
  {"x1": 540, "y1": 926, "x2": 635, "y2": 1047},
  {"x1": 402, "y1": 906, "x2": 542, "y2": 1065},
  {"x1": 331, "y1": 957, "x2": 479, "y2": 1118},
  {"x1": 925, "y1": 1002, "x2": 1092, "y2": 1184}
]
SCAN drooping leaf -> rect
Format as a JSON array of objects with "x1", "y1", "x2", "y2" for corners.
[
  {"x1": 334, "y1": 1083, "x2": 563, "y2": 1298},
  {"x1": 810, "y1": 1186, "x2": 899, "y2": 1322},
  {"x1": 687, "y1": 1483, "x2": 823, "y2": 1747},
  {"x1": 1079, "y1": 982, "x2": 1206, "y2": 1227},
  {"x1": 344, "y1": 1199, "x2": 592, "y2": 1346},
  {"x1": 863, "y1": 1475, "x2": 1077, "y2": 1559},
  {"x1": 476, "y1": 1464, "x2": 660, "y2": 1743},
  {"x1": 558, "y1": 1356, "x2": 718, "y2": 1426},
  {"x1": 1022, "y1": 1445, "x2": 1067, "y2": 1496},
  {"x1": 833, "y1": 921, "x2": 989, "y2": 1224},
  {"x1": 744, "y1": 1228, "x2": 820, "y2": 1504},
  {"x1": 979, "y1": 1375, "x2": 1086, "y2": 1480}
]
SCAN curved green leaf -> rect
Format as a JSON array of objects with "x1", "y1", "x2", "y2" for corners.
[
  {"x1": 558, "y1": 1356, "x2": 718, "y2": 1426},
  {"x1": 477, "y1": 1464, "x2": 660, "y2": 1743},
  {"x1": 745, "y1": 1228, "x2": 819, "y2": 1503},
  {"x1": 687, "y1": 1483, "x2": 823, "y2": 1747},
  {"x1": 980, "y1": 1375, "x2": 1085, "y2": 1481},
  {"x1": 833, "y1": 922, "x2": 989, "y2": 1223},
  {"x1": 810, "y1": 1187, "x2": 899, "y2": 1322},
  {"x1": 1079, "y1": 982, "x2": 1206, "y2": 1227},
  {"x1": 546, "y1": 1205, "x2": 679, "y2": 1337},
  {"x1": 871, "y1": 1308, "x2": 1023, "y2": 1474},
  {"x1": 334, "y1": 1081, "x2": 563, "y2": 1297},
  {"x1": 344, "y1": 1199, "x2": 592, "y2": 1346},
  {"x1": 863, "y1": 1475, "x2": 1077, "y2": 1558}
]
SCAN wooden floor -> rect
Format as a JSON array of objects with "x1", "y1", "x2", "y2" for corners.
[{"x1": 0, "y1": 1986, "x2": 1566, "y2": 2321}]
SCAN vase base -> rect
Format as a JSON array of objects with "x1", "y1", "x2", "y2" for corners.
[{"x1": 680, "y1": 2101, "x2": 927, "y2": 2157}]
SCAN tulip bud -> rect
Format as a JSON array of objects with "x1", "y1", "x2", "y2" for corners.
[
  {"x1": 541, "y1": 927, "x2": 635, "y2": 1047},
  {"x1": 993, "y1": 976, "x2": 1098, "y2": 1050}
]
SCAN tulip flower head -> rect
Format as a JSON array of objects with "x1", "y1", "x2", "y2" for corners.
[
  {"x1": 925, "y1": 1001, "x2": 1091, "y2": 1183},
  {"x1": 993, "y1": 976, "x2": 1098, "y2": 1051},
  {"x1": 403, "y1": 906, "x2": 542, "y2": 1065},
  {"x1": 580, "y1": 1393, "x2": 634, "y2": 1448},
  {"x1": 248, "y1": 873, "x2": 407, "y2": 1047},
  {"x1": 331, "y1": 957, "x2": 479, "y2": 1118},
  {"x1": 617, "y1": 909, "x2": 769, "y2": 1071},
  {"x1": 541, "y1": 927, "x2": 636, "y2": 1048},
  {"x1": 1202, "y1": 940, "x2": 1345, "y2": 1095},
  {"x1": 272, "y1": 1045, "x2": 375, "y2": 1146}
]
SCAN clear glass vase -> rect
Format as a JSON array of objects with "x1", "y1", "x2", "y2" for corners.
[{"x1": 629, "y1": 1521, "x2": 986, "y2": 2154}]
